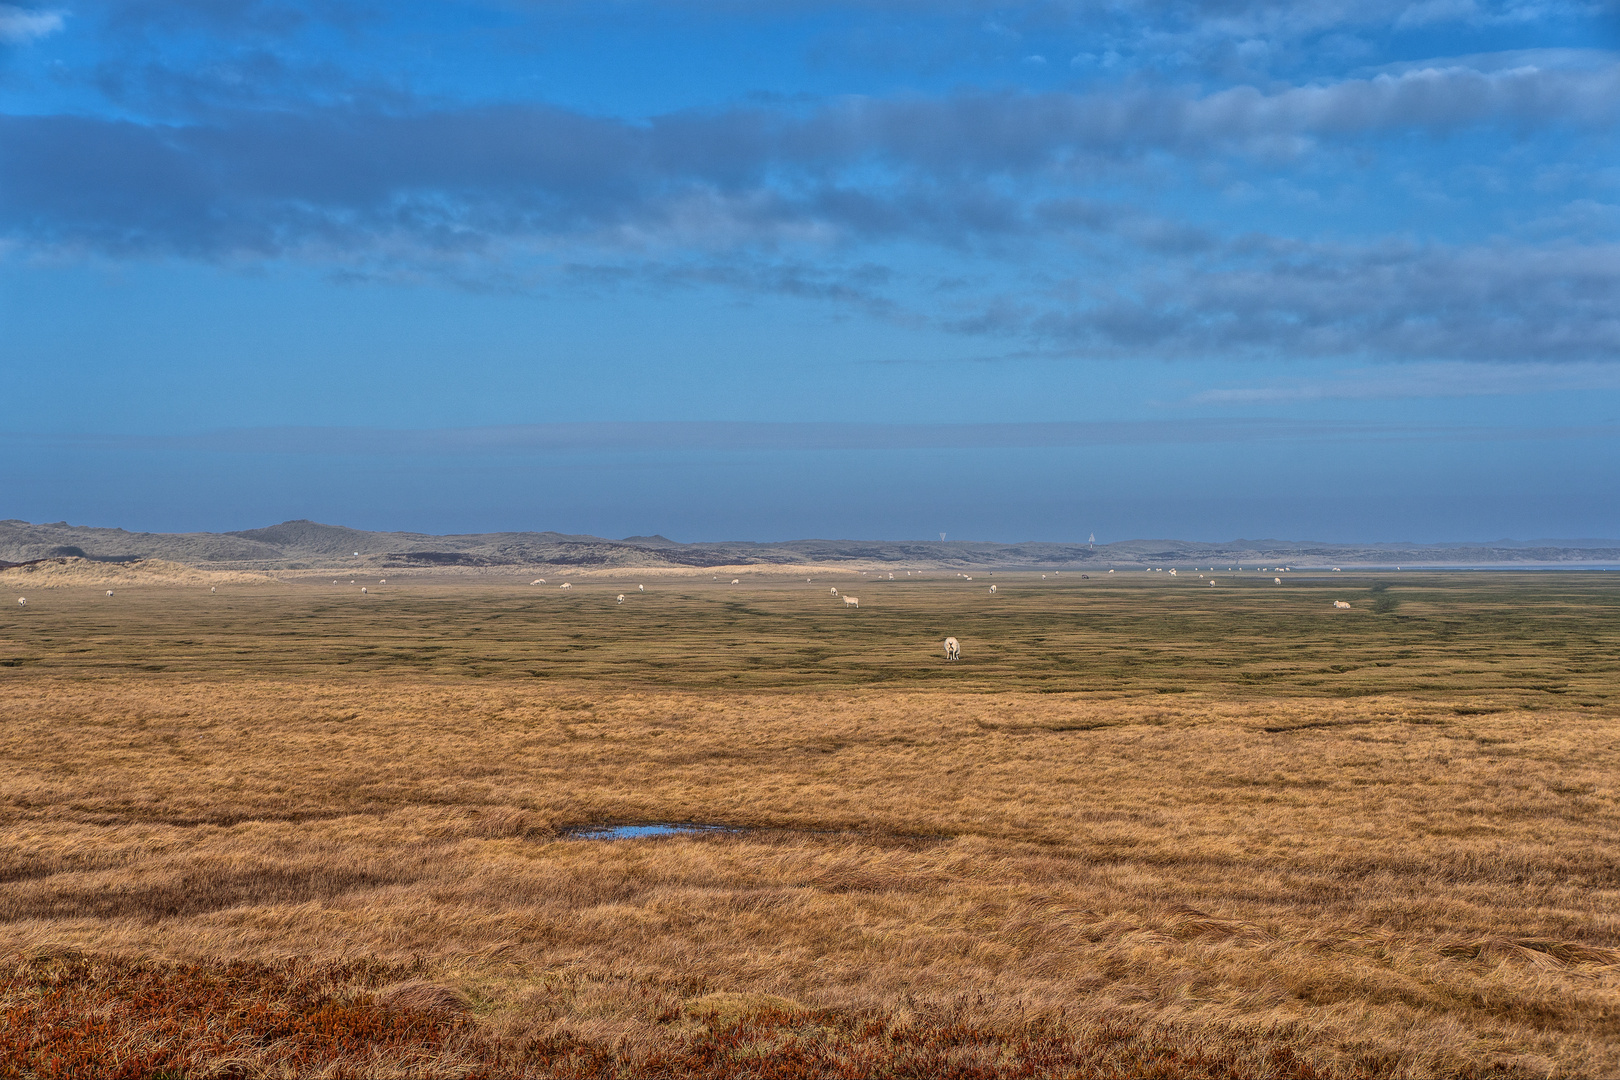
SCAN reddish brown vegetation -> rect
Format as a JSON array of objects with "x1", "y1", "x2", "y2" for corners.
[
  {"x1": 4, "y1": 949, "x2": 1354, "y2": 1079},
  {"x1": 2, "y1": 951, "x2": 468, "y2": 1078}
]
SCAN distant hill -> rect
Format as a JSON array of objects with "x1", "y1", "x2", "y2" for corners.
[{"x1": 2, "y1": 519, "x2": 1617, "y2": 572}]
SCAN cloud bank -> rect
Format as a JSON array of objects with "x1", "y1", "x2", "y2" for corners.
[{"x1": 2, "y1": 0, "x2": 1615, "y2": 364}]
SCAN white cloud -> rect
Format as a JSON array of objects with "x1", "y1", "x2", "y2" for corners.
[{"x1": 0, "y1": 5, "x2": 64, "y2": 43}]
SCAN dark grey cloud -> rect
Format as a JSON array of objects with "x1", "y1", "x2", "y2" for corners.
[
  {"x1": 954, "y1": 237, "x2": 1620, "y2": 361},
  {"x1": 3, "y1": 60, "x2": 1615, "y2": 256}
]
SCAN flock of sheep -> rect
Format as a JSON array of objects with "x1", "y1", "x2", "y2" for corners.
[{"x1": 12, "y1": 571, "x2": 1360, "y2": 659}]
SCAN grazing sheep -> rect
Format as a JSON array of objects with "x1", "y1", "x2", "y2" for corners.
[
  {"x1": 560, "y1": 582, "x2": 572, "y2": 590},
  {"x1": 989, "y1": 584, "x2": 997, "y2": 594},
  {"x1": 1274, "y1": 577, "x2": 1282, "y2": 585},
  {"x1": 943, "y1": 637, "x2": 960, "y2": 661},
  {"x1": 380, "y1": 579, "x2": 386, "y2": 584},
  {"x1": 361, "y1": 587, "x2": 367, "y2": 594},
  {"x1": 210, "y1": 587, "x2": 216, "y2": 593},
  {"x1": 844, "y1": 595, "x2": 859, "y2": 608},
  {"x1": 639, "y1": 584, "x2": 644, "y2": 591},
  {"x1": 830, "y1": 587, "x2": 838, "y2": 596},
  {"x1": 731, "y1": 578, "x2": 740, "y2": 585},
  {"x1": 1333, "y1": 600, "x2": 1352, "y2": 609},
  {"x1": 531, "y1": 579, "x2": 546, "y2": 585},
  {"x1": 106, "y1": 590, "x2": 114, "y2": 597},
  {"x1": 17, "y1": 597, "x2": 25, "y2": 606},
  {"x1": 963, "y1": 576, "x2": 972, "y2": 581},
  {"x1": 617, "y1": 594, "x2": 625, "y2": 604}
]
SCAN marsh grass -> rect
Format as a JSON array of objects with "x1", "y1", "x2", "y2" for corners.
[{"x1": 2, "y1": 573, "x2": 1618, "y2": 1076}]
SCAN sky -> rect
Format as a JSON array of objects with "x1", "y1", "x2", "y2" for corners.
[{"x1": 1, "y1": 0, "x2": 1616, "y2": 543}]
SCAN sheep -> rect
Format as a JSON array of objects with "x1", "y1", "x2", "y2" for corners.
[
  {"x1": 943, "y1": 637, "x2": 960, "y2": 661},
  {"x1": 617, "y1": 594, "x2": 625, "y2": 604},
  {"x1": 988, "y1": 584, "x2": 997, "y2": 595},
  {"x1": 731, "y1": 578, "x2": 740, "y2": 585},
  {"x1": 843, "y1": 595, "x2": 859, "y2": 608},
  {"x1": 106, "y1": 590, "x2": 114, "y2": 597},
  {"x1": 531, "y1": 579, "x2": 546, "y2": 585},
  {"x1": 1333, "y1": 600, "x2": 1352, "y2": 609},
  {"x1": 560, "y1": 582, "x2": 572, "y2": 590},
  {"x1": 380, "y1": 579, "x2": 386, "y2": 584},
  {"x1": 639, "y1": 584, "x2": 644, "y2": 591},
  {"x1": 963, "y1": 576, "x2": 972, "y2": 581},
  {"x1": 210, "y1": 586, "x2": 216, "y2": 593},
  {"x1": 361, "y1": 587, "x2": 367, "y2": 594},
  {"x1": 1274, "y1": 577, "x2": 1282, "y2": 585},
  {"x1": 17, "y1": 597, "x2": 25, "y2": 606},
  {"x1": 830, "y1": 587, "x2": 838, "y2": 596}
]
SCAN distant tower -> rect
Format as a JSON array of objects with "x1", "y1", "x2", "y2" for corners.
[{"x1": 1089, "y1": 532, "x2": 1095, "y2": 544}]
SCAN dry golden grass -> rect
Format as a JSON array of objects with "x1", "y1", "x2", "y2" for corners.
[{"x1": 2, "y1": 573, "x2": 1618, "y2": 1076}]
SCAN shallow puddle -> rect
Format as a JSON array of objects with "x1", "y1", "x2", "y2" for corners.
[{"x1": 565, "y1": 823, "x2": 739, "y2": 840}]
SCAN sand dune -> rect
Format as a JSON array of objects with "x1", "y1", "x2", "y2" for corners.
[{"x1": 0, "y1": 557, "x2": 276, "y2": 588}]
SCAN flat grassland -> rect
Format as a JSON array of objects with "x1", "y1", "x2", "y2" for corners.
[{"x1": 3, "y1": 572, "x2": 1618, "y2": 1077}]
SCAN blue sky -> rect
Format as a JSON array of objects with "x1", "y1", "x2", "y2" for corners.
[{"x1": 1, "y1": 0, "x2": 1616, "y2": 542}]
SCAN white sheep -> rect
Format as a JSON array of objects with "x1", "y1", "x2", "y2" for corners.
[
  {"x1": 843, "y1": 595, "x2": 859, "y2": 608},
  {"x1": 361, "y1": 587, "x2": 367, "y2": 594},
  {"x1": 988, "y1": 584, "x2": 997, "y2": 594},
  {"x1": 560, "y1": 582, "x2": 572, "y2": 590},
  {"x1": 1333, "y1": 600, "x2": 1351, "y2": 609},
  {"x1": 943, "y1": 636, "x2": 960, "y2": 661},
  {"x1": 531, "y1": 579, "x2": 546, "y2": 585},
  {"x1": 639, "y1": 584, "x2": 644, "y2": 591},
  {"x1": 106, "y1": 590, "x2": 114, "y2": 597},
  {"x1": 17, "y1": 597, "x2": 25, "y2": 606},
  {"x1": 1274, "y1": 577, "x2": 1282, "y2": 585},
  {"x1": 731, "y1": 578, "x2": 740, "y2": 585},
  {"x1": 830, "y1": 587, "x2": 838, "y2": 596},
  {"x1": 617, "y1": 594, "x2": 625, "y2": 604},
  {"x1": 210, "y1": 586, "x2": 216, "y2": 593}
]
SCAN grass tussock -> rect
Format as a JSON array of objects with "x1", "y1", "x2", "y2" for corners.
[{"x1": 1, "y1": 573, "x2": 1618, "y2": 1076}]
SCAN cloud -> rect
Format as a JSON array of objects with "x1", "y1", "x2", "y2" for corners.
[
  {"x1": 0, "y1": 5, "x2": 64, "y2": 42},
  {"x1": 2, "y1": 59, "x2": 1615, "y2": 254}
]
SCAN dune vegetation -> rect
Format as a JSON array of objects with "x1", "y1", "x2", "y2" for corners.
[{"x1": 2, "y1": 571, "x2": 1618, "y2": 1077}]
